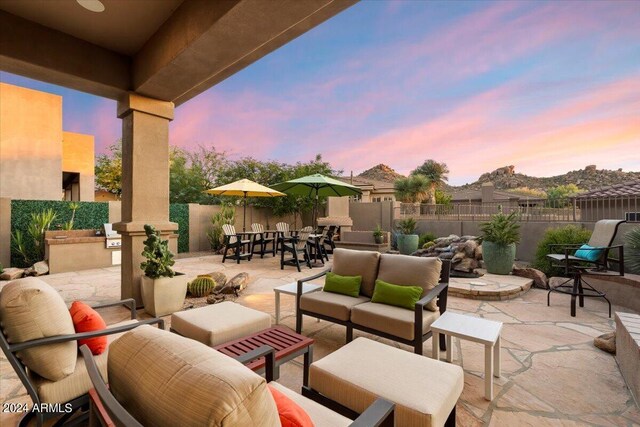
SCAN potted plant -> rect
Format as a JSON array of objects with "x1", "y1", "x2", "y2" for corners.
[
  {"x1": 479, "y1": 211, "x2": 521, "y2": 275},
  {"x1": 396, "y1": 217, "x2": 419, "y2": 255},
  {"x1": 373, "y1": 224, "x2": 385, "y2": 244},
  {"x1": 140, "y1": 224, "x2": 188, "y2": 316}
]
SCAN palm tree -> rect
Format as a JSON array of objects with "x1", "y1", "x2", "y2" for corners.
[
  {"x1": 394, "y1": 175, "x2": 430, "y2": 203},
  {"x1": 411, "y1": 160, "x2": 449, "y2": 204}
]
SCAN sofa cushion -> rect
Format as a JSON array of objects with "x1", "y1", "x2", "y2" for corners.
[
  {"x1": 351, "y1": 302, "x2": 440, "y2": 340},
  {"x1": 0, "y1": 277, "x2": 77, "y2": 381},
  {"x1": 332, "y1": 248, "x2": 380, "y2": 297},
  {"x1": 30, "y1": 320, "x2": 137, "y2": 404},
  {"x1": 108, "y1": 325, "x2": 280, "y2": 427},
  {"x1": 323, "y1": 272, "x2": 361, "y2": 298},
  {"x1": 377, "y1": 255, "x2": 442, "y2": 311},
  {"x1": 269, "y1": 382, "x2": 351, "y2": 427},
  {"x1": 371, "y1": 280, "x2": 423, "y2": 311},
  {"x1": 309, "y1": 337, "x2": 463, "y2": 427},
  {"x1": 300, "y1": 291, "x2": 370, "y2": 321}
]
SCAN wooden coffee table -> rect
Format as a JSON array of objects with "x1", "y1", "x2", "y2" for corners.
[{"x1": 214, "y1": 326, "x2": 314, "y2": 386}]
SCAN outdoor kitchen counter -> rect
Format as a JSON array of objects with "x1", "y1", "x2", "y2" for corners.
[{"x1": 45, "y1": 230, "x2": 121, "y2": 274}]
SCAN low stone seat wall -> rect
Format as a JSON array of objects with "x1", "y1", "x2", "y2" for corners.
[
  {"x1": 615, "y1": 312, "x2": 640, "y2": 406},
  {"x1": 334, "y1": 230, "x2": 390, "y2": 253}
]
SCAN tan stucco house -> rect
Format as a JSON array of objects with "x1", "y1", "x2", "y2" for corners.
[{"x1": 0, "y1": 83, "x2": 95, "y2": 201}]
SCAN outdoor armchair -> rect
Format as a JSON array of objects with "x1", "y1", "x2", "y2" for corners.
[
  {"x1": 281, "y1": 227, "x2": 313, "y2": 272},
  {"x1": 251, "y1": 223, "x2": 277, "y2": 258},
  {"x1": 81, "y1": 326, "x2": 395, "y2": 427},
  {"x1": 0, "y1": 277, "x2": 164, "y2": 427}
]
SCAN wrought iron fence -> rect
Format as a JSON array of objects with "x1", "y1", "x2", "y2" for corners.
[{"x1": 395, "y1": 196, "x2": 640, "y2": 223}]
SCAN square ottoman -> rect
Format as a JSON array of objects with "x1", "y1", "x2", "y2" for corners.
[
  {"x1": 170, "y1": 302, "x2": 271, "y2": 347},
  {"x1": 309, "y1": 337, "x2": 463, "y2": 427}
]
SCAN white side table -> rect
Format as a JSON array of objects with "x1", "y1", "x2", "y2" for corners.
[
  {"x1": 274, "y1": 282, "x2": 322, "y2": 324},
  {"x1": 430, "y1": 311, "x2": 503, "y2": 400}
]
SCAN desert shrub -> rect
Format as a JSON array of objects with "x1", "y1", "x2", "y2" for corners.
[
  {"x1": 532, "y1": 225, "x2": 592, "y2": 276},
  {"x1": 207, "y1": 204, "x2": 235, "y2": 251},
  {"x1": 419, "y1": 232, "x2": 437, "y2": 248},
  {"x1": 396, "y1": 218, "x2": 417, "y2": 235}
]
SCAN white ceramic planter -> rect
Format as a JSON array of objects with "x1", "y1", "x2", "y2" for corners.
[{"x1": 140, "y1": 273, "x2": 188, "y2": 317}]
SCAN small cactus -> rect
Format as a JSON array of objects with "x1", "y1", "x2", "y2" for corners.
[{"x1": 188, "y1": 276, "x2": 216, "y2": 297}]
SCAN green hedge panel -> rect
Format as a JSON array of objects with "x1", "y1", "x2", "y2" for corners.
[
  {"x1": 169, "y1": 203, "x2": 189, "y2": 253},
  {"x1": 11, "y1": 200, "x2": 109, "y2": 267}
]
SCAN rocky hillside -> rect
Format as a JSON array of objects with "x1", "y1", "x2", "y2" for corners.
[
  {"x1": 457, "y1": 165, "x2": 640, "y2": 192},
  {"x1": 358, "y1": 164, "x2": 405, "y2": 182}
]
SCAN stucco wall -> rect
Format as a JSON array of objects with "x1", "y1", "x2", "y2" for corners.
[
  {"x1": 0, "y1": 198, "x2": 10, "y2": 267},
  {"x1": 62, "y1": 131, "x2": 95, "y2": 201},
  {"x1": 0, "y1": 83, "x2": 63, "y2": 200},
  {"x1": 349, "y1": 201, "x2": 394, "y2": 232}
]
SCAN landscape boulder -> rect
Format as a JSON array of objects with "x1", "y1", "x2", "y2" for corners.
[
  {"x1": 412, "y1": 234, "x2": 483, "y2": 277},
  {"x1": 512, "y1": 266, "x2": 548, "y2": 289},
  {"x1": 219, "y1": 272, "x2": 249, "y2": 295},
  {"x1": 25, "y1": 261, "x2": 49, "y2": 277},
  {"x1": 594, "y1": 332, "x2": 616, "y2": 354},
  {"x1": 0, "y1": 268, "x2": 25, "y2": 281},
  {"x1": 548, "y1": 276, "x2": 569, "y2": 289},
  {"x1": 203, "y1": 271, "x2": 227, "y2": 291}
]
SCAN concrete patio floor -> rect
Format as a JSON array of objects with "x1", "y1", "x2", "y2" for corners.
[{"x1": 1, "y1": 253, "x2": 639, "y2": 426}]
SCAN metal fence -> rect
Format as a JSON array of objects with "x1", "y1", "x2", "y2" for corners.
[{"x1": 395, "y1": 196, "x2": 640, "y2": 222}]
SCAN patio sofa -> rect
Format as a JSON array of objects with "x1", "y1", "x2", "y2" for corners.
[
  {"x1": 81, "y1": 325, "x2": 396, "y2": 426},
  {"x1": 296, "y1": 248, "x2": 450, "y2": 354}
]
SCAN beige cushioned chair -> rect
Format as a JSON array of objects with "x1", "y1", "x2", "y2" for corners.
[
  {"x1": 0, "y1": 277, "x2": 163, "y2": 427},
  {"x1": 82, "y1": 325, "x2": 395, "y2": 427},
  {"x1": 297, "y1": 248, "x2": 450, "y2": 354}
]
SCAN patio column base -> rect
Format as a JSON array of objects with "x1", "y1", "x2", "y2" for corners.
[{"x1": 116, "y1": 93, "x2": 175, "y2": 307}]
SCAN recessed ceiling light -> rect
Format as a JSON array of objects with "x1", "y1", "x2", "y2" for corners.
[{"x1": 77, "y1": 0, "x2": 105, "y2": 13}]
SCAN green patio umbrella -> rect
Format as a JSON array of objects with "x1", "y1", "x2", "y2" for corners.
[{"x1": 271, "y1": 174, "x2": 362, "y2": 227}]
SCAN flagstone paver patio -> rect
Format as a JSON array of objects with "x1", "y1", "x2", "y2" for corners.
[{"x1": 1, "y1": 253, "x2": 638, "y2": 426}]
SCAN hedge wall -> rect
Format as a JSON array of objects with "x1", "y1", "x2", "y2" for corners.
[
  {"x1": 11, "y1": 200, "x2": 109, "y2": 267},
  {"x1": 169, "y1": 203, "x2": 189, "y2": 253}
]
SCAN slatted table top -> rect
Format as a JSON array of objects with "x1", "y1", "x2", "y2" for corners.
[{"x1": 214, "y1": 326, "x2": 314, "y2": 371}]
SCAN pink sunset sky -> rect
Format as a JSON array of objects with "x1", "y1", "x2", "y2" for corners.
[{"x1": 2, "y1": 0, "x2": 639, "y2": 185}]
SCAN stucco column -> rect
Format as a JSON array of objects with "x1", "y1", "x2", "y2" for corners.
[{"x1": 113, "y1": 93, "x2": 177, "y2": 306}]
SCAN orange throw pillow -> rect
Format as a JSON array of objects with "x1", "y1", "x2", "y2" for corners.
[
  {"x1": 268, "y1": 385, "x2": 314, "y2": 427},
  {"x1": 69, "y1": 301, "x2": 107, "y2": 355}
]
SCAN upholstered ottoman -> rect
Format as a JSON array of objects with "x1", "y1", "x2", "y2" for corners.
[
  {"x1": 170, "y1": 302, "x2": 271, "y2": 347},
  {"x1": 308, "y1": 337, "x2": 463, "y2": 427}
]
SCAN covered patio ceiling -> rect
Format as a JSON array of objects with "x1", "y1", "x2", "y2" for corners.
[{"x1": 0, "y1": 0, "x2": 357, "y2": 105}]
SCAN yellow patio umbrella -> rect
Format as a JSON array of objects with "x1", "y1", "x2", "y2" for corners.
[{"x1": 205, "y1": 179, "x2": 285, "y2": 231}]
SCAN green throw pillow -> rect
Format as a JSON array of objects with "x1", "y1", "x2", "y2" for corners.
[
  {"x1": 371, "y1": 279, "x2": 423, "y2": 310},
  {"x1": 323, "y1": 272, "x2": 362, "y2": 298}
]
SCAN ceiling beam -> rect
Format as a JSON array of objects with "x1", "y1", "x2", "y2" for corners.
[{"x1": 0, "y1": 10, "x2": 130, "y2": 100}]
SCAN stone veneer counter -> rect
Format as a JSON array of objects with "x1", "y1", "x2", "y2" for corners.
[{"x1": 615, "y1": 312, "x2": 640, "y2": 406}]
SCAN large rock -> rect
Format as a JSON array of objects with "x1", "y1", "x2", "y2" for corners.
[
  {"x1": 203, "y1": 271, "x2": 227, "y2": 291},
  {"x1": 474, "y1": 244, "x2": 483, "y2": 260},
  {"x1": 206, "y1": 294, "x2": 227, "y2": 304},
  {"x1": 594, "y1": 332, "x2": 615, "y2": 354},
  {"x1": 0, "y1": 268, "x2": 25, "y2": 281},
  {"x1": 219, "y1": 272, "x2": 249, "y2": 295},
  {"x1": 463, "y1": 240, "x2": 479, "y2": 258},
  {"x1": 512, "y1": 267, "x2": 548, "y2": 289},
  {"x1": 549, "y1": 276, "x2": 570, "y2": 289},
  {"x1": 24, "y1": 261, "x2": 49, "y2": 277},
  {"x1": 451, "y1": 252, "x2": 466, "y2": 263},
  {"x1": 453, "y1": 258, "x2": 478, "y2": 272}
]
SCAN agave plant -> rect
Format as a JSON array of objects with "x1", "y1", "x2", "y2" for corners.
[
  {"x1": 396, "y1": 217, "x2": 417, "y2": 235},
  {"x1": 479, "y1": 211, "x2": 521, "y2": 246},
  {"x1": 625, "y1": 227, "x2": 640, "y2": 274}
]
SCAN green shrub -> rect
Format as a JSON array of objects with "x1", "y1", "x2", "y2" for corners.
[
  {"x1": 531, "y1": 225, "x2": 592, "y2": 276},
  {"x1": 11, "y1": 200, "x2": 108, "y2": 267},
  {"x1": 419, "y1": 232, "x2": 436, "y2": 248},
  {"x1": 396, "y1": 218, "x2": 417, "y2": 235},
  {"x1": 169, "y1": 203, "x2": 189, "y2": 253},
  {"x1": 624, "y1": 227, "x2": 640, "y2": 274},
  {"x1": 207, "y1": 204, "x2": 235, "y2": 251},
  {"x1": 140, "y1": 224, "x2": 175, "y2": 279},
  {"x1": 423, "y1": 241, "x2": 436, "y2": 250}
]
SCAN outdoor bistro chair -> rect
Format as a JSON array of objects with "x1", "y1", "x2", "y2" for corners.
[
  {"x1": 251, "y1": 223, "x2": 277, "y2": 258},
  {"x1": 281, "y1": 227, "x2": 312, "y2": 272},
  {"x1": 0, "y1": 277, "x2": 164, "y2": 427},
  {"x1": 547, "y1": 219, "x2": 626, "y2": 317},
  {"x1": 222, "y1": 224, "x2": 254, "y2": 264}
]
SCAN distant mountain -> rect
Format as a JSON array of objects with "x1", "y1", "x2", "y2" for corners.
[
  {"x1": 456, "y1": 165, "x2": 640, "y2": 192},
  {"x1": 357, "y1": 164, "x2": 405, "y2": 182}
]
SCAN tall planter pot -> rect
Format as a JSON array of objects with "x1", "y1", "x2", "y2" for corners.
[
  {"x1": 140, "y1": 273, "x2": 188, "y2": 317},
  {"x1": 397, "y1": 234, "x2": 419, "y2": 255},
  {"x1": 482, "y1": 241, "x2": 516, "y2": 275}
]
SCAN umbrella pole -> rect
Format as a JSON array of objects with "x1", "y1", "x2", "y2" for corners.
[
  {"x1": 314, "y1": 193, "x2": 319, "y2": 230},
  {"x1": 243, "y1": 193, "x2": 247, "y2": 232}
]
